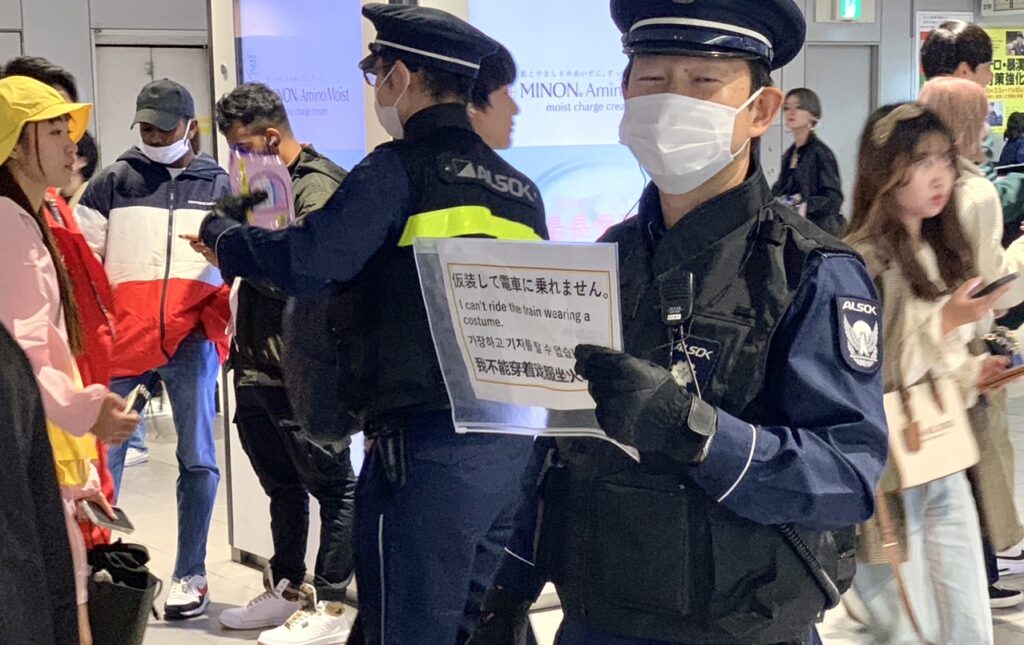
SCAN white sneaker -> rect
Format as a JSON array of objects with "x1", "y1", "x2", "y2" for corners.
[
  {"x1": 125, "y1": 447, "x2": 149, "y2": 467},
  {"x1": 257, "y1": 602, "x2": 351, "y2": 645},
  {"x1": 998, "y1": 547, "x2": 1024, "y2": 578},
  {"x1": 220, "y1": 576, "x2": 301, "y2": 630},
  {"x1": 165, "y1": 575, "x2": 210, "y2": 620}
]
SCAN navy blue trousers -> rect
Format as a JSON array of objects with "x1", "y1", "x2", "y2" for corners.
[
  {"x1": 353, "y1": 412, "x2": 533, "y2": 645},
  {"x1": 554, "y1": 619, "x2": 821, "y2": 645}
]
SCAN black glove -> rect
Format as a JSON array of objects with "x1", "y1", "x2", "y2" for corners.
[
  {"x1": 574, "y1": 344, "x2": 717, "y2": 463},
  {"x1": 466, "y1": 587, "x2": 533, "y2": 645},
  {"x1": 218, "y1": 191, "x2": 269, "y2": 222},
  {"x1": 198, "y1": 191, "x2": 269, "y2": 248}
]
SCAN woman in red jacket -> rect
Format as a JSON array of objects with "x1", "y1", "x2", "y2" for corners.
[{"x1": 45, "y1": 185, "x2": 119, "y2": 548}]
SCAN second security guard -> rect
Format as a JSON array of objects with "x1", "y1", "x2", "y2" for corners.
[
  {"x1": 472, "y1": 1, "x2": 888, "y2": 644},
  {"x1": 199, "y1": 5, "x2": 548, "y2": 644}
]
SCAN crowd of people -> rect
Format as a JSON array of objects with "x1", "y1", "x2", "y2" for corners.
[{"x1": 8, "y1": 1, "x2": 1024, "y2": 645}]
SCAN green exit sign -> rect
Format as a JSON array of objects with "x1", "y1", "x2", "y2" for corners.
[{"x1": 838, "y1": 0, "x2": 862, "y2": 19}]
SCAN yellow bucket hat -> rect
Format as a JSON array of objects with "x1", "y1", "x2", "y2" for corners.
[{"x1": 0, "y1": 75, "x2": 92, "y2": 166}]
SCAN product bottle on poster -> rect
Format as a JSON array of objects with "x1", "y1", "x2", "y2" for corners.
[{"x1": 229, "y1": 149, "x2": 296, "y2": 230}]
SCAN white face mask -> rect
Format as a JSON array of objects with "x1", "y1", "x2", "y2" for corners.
[
  {"x1": 139, "y1": 121, "x2": 193, "y2": 165},
  {"x1": 619, "y1": 89, "x2": 763, "y2": 195},
  {"x1": 374, "y1": 66, "x2": 408, "y2": 140}
]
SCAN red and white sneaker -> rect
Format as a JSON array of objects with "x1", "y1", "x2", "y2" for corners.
[{"x1": 165, "y1": 575, "x2": 210, "y2": 620}]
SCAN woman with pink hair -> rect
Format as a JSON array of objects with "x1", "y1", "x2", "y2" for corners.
[{"x1": 920, "y1": 75, "x2": 1024, "y2": 608}]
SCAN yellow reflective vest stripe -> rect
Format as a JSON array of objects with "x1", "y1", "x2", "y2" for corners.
[{"x1": 397, "y1": 205, "x2": 542, "y2": 247}]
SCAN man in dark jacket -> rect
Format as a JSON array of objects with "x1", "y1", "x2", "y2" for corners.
[
  {"x1": 471, "y1": 1, "x2": 886, "y2": 644},
  {"x1": 199, "y1": 6, "x2": 548, "y2": 643},
  {"x1": 206, "y1": 82, "x2": 356, "y2": 645},
  {"x1": 0, "y1": 324, "x2": 78, "y2": 644}
]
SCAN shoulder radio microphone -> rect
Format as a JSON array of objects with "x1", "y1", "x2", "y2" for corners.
[{"x1": 659, "y1": 270, "x2": 695, "y2": 326}]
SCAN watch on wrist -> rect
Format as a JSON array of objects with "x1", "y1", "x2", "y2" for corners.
[{"x1": 686, "y1": 396, "x2": 718, "y2": 464}]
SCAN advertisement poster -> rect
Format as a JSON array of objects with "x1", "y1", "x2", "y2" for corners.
[
  {"x1": 982, "y1": 1, "x2": 1024, "y2": 17},
  {"x1": 915, "y1": 11, "x2": 975, "y2": 90},
  {"x1": 235, "y1": 0, "x2": 366, "y2": 171},
  {"x1": 985, "y1": 28, "x2": 1024, "y2": 133},
  {"x1": 468, "y1": 0, "x2": 642, "y2": 242}
]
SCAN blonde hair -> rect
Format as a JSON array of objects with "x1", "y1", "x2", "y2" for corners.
[{"x1": 918, "y1": 76, "x2": 989, "y2": 162}]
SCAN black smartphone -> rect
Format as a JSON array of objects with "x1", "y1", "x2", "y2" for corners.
[
  {"x1": 122, "y1": 373, "x2": 159, "y2": 414},
  {"x1": 972, "y1": 273, "x2": 1019, "y2": 299},
  {"x1": 121, "y1": 384, "x2": 150, "y2": 414},
  {"x1": 82, "y1": 502, "x2": 135, "y2": 534}
]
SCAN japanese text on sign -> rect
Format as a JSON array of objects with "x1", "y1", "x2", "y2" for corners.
[
  {"x1": 447, "y1": 262, "x2": 613, "y2": 408},
  {"x1": 429, "y1": 239, "x2": 620, "y2": 411}
]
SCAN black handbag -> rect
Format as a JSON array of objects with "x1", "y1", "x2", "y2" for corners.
[{"x1": 87, "y1": 541, "x2": 162, "y2": 645}]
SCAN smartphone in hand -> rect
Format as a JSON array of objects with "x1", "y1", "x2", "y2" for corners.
[
  {"x1": 972, "y1": 273, "x2": 1019, "y2": 299},
  {"x1": 82, "y1": 501, "x2": 135, "y2": 534},
  {"x1": 122, "y1": 374, "x2": 159, "y2": 414}
]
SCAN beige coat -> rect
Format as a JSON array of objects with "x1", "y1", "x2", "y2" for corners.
[
  {"x1": 957, "y1": 159, "x2": 1024, "y2": 551},
  {"x1": 957, "y1": 158, "x2": 1024, "y2": 310},
  {"x1": 852, "y1": 241, "x2": 986, "y2": 564},
  {"x1": 968, "y1": 387, "x2": 1023, "y2": 551}
]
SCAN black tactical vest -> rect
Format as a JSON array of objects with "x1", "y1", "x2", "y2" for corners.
[
  {"x1": 339, "y1": 104, "x2": 547, "y2": 428},
  {"x1": 536, "y1": 172, "x2": 859, "y2": 644}
]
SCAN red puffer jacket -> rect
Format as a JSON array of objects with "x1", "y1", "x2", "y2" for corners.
[{"x1": 45, "y1": 187, "x2": 116, "y2": 548}]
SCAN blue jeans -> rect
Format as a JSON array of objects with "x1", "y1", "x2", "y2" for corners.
[
  {"x1": 122, "y1": 414, "x2": 149, "y2": 454},
  {"x1": 353, "y1": 412, "x2": 533, "y2": 645},
  {"x1": 107, "y1": 333, "x2": 221, "y2": 581},
  {"x1": 853, "y1": 472, "x2": 992, "y2": 644}
]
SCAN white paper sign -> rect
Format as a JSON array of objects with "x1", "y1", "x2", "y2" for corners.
[{"x1": 433, "y1": 238, "x2": 621, "y2": 411}]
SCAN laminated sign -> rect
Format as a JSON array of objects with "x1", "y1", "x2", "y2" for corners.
[{"x1": 415, "y1": 238, "x2": 635, "y2": 458}]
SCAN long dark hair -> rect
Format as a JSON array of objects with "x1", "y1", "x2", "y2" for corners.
[
  {"x1": 1006, "y1": 112, "x2": 1024, "y2": 142},
  {"x1": 845, "y1": 103, "x2": 974, "y2": 301},
  {"x1": 0, "y1": 121, "x2": 84, "y2": 354}
]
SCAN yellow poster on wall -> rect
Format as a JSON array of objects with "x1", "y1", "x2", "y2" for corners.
[{"x1": 985, "y1": 28, "x2": 1024, "y2": 133}]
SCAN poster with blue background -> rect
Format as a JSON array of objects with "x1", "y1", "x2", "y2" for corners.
[
  {"x1": 235, "y1": 0, "x2": 367, "y2": 172},
  {"x1": 469, "y1": 0, "x2": 645, "y2": 241}
]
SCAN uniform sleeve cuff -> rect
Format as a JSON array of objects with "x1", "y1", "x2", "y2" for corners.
[
  {"x1": 199, "y1": 212, "x2": 241, "y2": 249},
  {"x1": 493, "y1": 547, "x2": 545, "y2": 602},
  {"x1": 689, "y1": 409, "x2": 759, "y2": 503}
]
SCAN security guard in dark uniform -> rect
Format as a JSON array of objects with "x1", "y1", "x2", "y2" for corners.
[
  {"x1": 198, "y1": 5, "x2": 548, "y2": 644},
  {"x1": 469, "y1": 2, "x2": 888, "y2": 645}
]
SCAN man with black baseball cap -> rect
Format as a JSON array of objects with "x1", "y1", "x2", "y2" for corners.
[
  {"x1": 197, "y1": 5, "x2": 547, "y2": 644},
  {"x1": 76, "y1": 78, "x2": 232, "y2": 621},
  {"x1": 470, "y1": 1, "x2": 887, "y2": 644}
]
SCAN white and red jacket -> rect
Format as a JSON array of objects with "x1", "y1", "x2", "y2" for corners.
[{"x1": 76, "y1": 149, "x2": 232, "y2": 378}]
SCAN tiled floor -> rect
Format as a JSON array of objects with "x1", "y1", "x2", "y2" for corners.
[{"x1": 121, "y1": 397, "x2": 1024, "y2": 644}]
